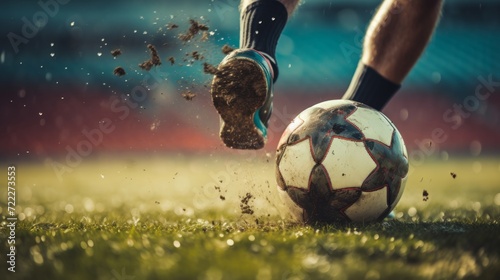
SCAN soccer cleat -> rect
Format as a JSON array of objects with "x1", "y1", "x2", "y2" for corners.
[{"x1": 210, "y1": 49, "x2": 274, "y2": 149}]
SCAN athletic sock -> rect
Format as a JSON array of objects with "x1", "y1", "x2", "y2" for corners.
[
  {"x1": 342, "y1": 62, "x2": 401, "y2": 111},
  {"x1": 240, "y1": 0, "x2": 288, "y2": 82}
]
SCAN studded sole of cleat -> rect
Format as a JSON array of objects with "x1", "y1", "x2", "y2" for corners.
[{"x1": 211, "y1": 59, "x2": 268, "y2": 149}]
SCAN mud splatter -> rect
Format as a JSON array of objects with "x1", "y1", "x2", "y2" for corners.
[
  {"x1": 113, "y1": 67, "x2": 126, "y2": 76},
  {"x1": 178, "y1": 19, "x2": 209, "y2": 42},
  {"x1": 423, "y1": 190, "x2": 429, "y2": 201},
  {"x1": 240, "y1": 192, "x2": 255, "y2": 215},
  {"x1": 181, "y1": 91, "x2": 196, "y2": 101},
  {"x1": 139, "y1": 44, "x2": 161, "y2": 71},
  {"x1": 221, "y1": 44, "x2": 235, "y2": 55},
  {"x1": 203, "y1": 62, "x2": 219, "y2": 75},
  {"x1": 111, "y1": 49, "x2": 122, "y2": 57}
]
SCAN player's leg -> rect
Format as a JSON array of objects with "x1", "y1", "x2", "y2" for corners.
[
  {"x1": 239, "y1": 0, "x2": 300, "y2": 80},
  {"x1": 211, "y1": 0, "x2": 300, "y2": 149},
  {"x1": 342, "y1": 0, "x2": 444, "y2": 111}
]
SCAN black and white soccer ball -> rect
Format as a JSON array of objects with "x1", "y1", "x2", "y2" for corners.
[{"x1": 275, "y1": 100, "x2": 409, "y2": 223}]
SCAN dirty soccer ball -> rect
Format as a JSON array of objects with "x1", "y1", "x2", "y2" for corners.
[{"x1": 275, "y1": 100, "x2": 409, "y2": 223}]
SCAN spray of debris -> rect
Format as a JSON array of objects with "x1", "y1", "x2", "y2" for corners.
[
  {"x1": 423, "y1": 190, "x2": 429, "y2": 201},
  {"x1": 139, "y1": 44, "x2": 161, "y2": 71},
  {"x1": 240, "y1": 193, "x2": 255, "y2": 215},
  {"x1": 178, "y1": 19, "x2": 209, "y2": 42}
]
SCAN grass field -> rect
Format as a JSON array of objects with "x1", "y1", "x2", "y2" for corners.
[{"x1": 1, "y1": 154, "x2": 500, "y2": 279}]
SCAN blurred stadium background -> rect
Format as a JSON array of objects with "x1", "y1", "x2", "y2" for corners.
[
  {"x1": 1, "y1": 0, "x2": 499, "y2": 160},
  {"x1": 2, "y1": 2, "x2": 499, "y2": 278}
]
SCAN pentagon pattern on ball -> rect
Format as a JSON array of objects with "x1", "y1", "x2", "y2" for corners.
[
  {"x1": 287, "y1": 102, "x2": 363, "y2": 163},
  {"x1": 346, "y1": 106, "x2": 394, "y2": 146},
  {"x1": 361, "y1": 131, "x2": 409, "y2": 194},
  {"x1": 344, "y1": 187, "x2": 388, "y2": 222},
  {"x1": 322, "y1": 138, "x2": 376, "y2": 190},
  {"x1": 278, "y1": 138, "x2": 317, "y2": 190}
]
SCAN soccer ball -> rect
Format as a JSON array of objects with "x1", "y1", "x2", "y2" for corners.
[{"x1": 275, "y1": 100, "x2": 409, "y2": 223}]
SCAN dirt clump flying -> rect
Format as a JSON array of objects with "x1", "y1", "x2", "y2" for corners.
[
  {"x1": 111, "y1": 49, "x2": 122, "y2": 57},
  {"x1": 203, "y1": 62, "x2": 220, "y2": 76},
  {"x1": 240, "y1": 192, "x2": 255, "y2": 215},
  {"x1": 166, "y1": 23, "x2": 179, "y2": 30},
  {"x1": 423, "y1": 190, "x2": 429, "y2": 201},
  {"x1": 179, "y1": 19, "x2": 209, "y2": 42},
  {"x1": 113, "y1": 67, "x2": 126, "y2": 76},
  {"x1": 181, "y1": 91, "x2": 197, "y2": 101},
  {"x1": 139, "y1": 44, "x2": 161, "y2": 71},
  {"x1": 221, "y1": 44, "x2": 235, "y2": 55}
]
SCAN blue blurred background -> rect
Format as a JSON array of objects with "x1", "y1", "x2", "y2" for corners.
[{"x1": 1, "y1": 0, "x2": 499, "y2": 158}]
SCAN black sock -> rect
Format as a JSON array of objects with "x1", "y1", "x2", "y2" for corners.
[
  {"x1": 240, "y1": 0, "x2": 288, "y2": 82},
  {"x1": 342, "y1": 62, "x2": 401, "y2": 111}
]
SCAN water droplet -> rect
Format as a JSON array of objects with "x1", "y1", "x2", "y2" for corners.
[
  {"x1": 408, "y1": 207, "x2": 417, "y2": 217},
  {"x1": 50, "y1": 53, "x2": 55, "y2": 57},
  {"x1": 227, "y1": 239, "x2": 234, "y2": 246},
  {"x1": 173, "y1": 240, "x2": 181, "y2": 248},
  {"x1": 272, "y1": 17, "x2": 275, "y2": 21},
  {"x1": 494, "y1": 193, "x2": 500, "y2": 206},
  {"x1": 97, "y1": 52, "x2": 102, "y2": 57},
  {"x1": 65, "y1": 204, "x2": 74, "y2": 214},
  {"x1": 70, "y1": 21, "x2": 75, "y2": 27},
  {"x1": 50, "y1": 43, "x2": 54, "y2": 47}
]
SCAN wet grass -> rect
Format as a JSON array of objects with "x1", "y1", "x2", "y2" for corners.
[{"x1": 1, "y1": 155, "x2": 499, "y2": 279}]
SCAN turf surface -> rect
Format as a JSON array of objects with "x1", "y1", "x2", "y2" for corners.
[{"x1": 1, "y1": 155, "x2": 499, "y2": 279}]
